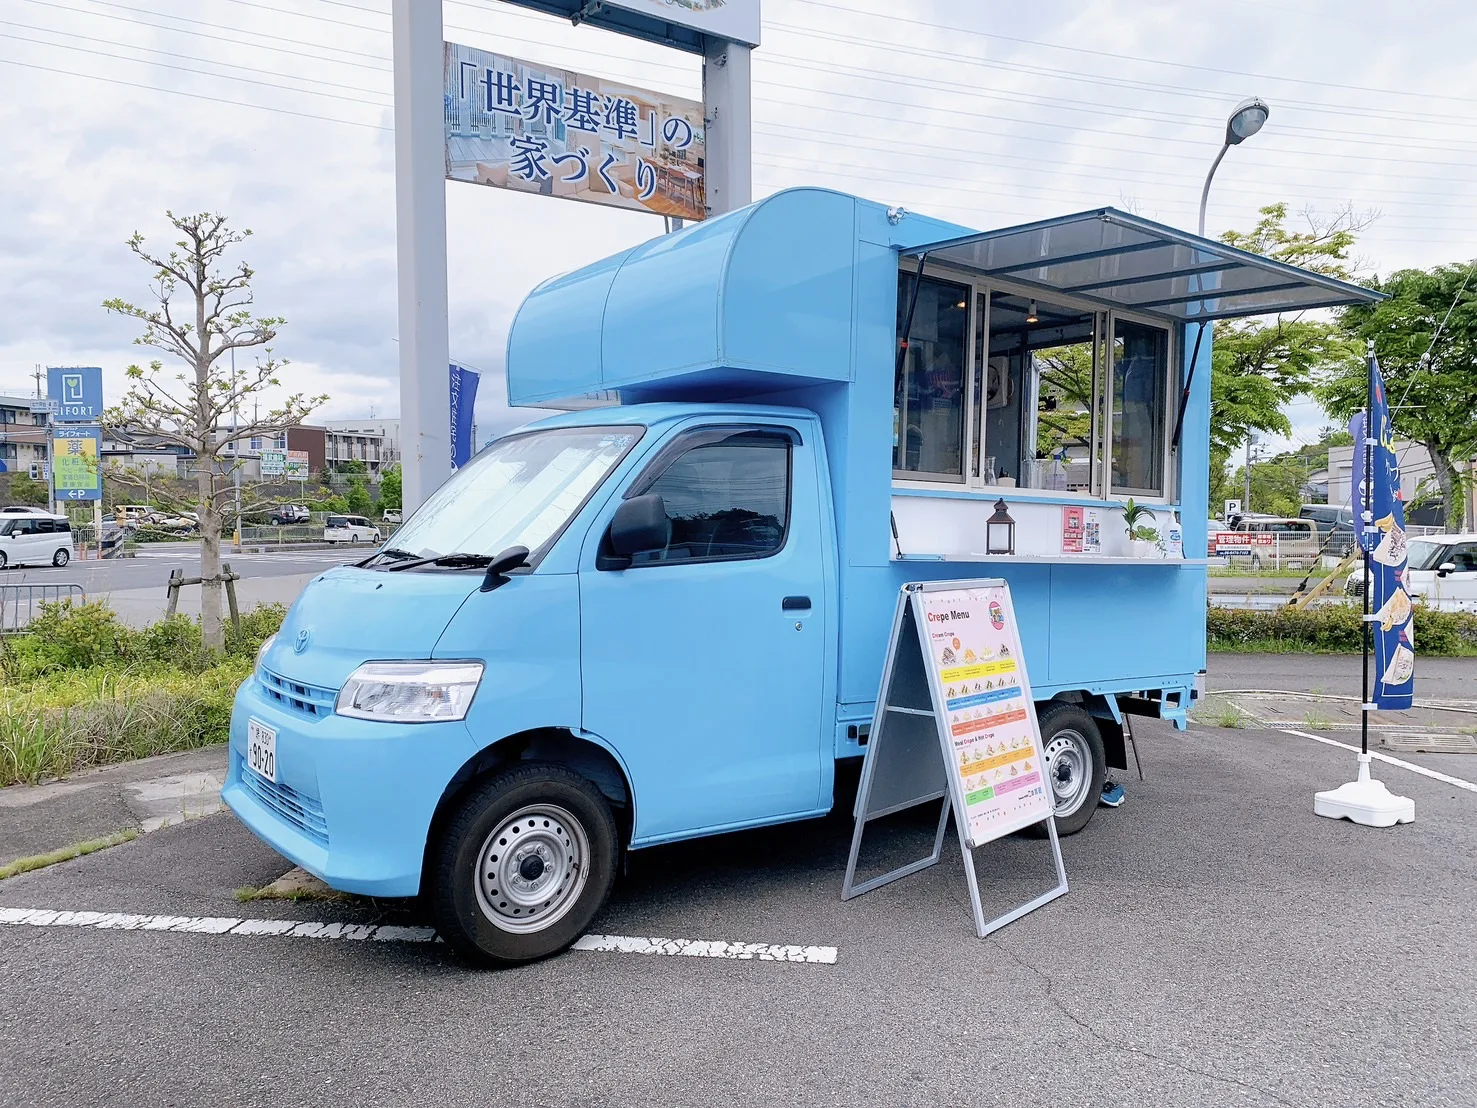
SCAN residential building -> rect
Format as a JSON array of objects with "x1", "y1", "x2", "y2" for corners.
[
  {"x1": 320, "y1": 418, "x2": 400, "y2": 475},
  {"x1": 0, "y1": 394, "x2": 50, "y2": 477},
  {"x1": 1326, "y1": 440, "x2": 1477, "y2": 528}
]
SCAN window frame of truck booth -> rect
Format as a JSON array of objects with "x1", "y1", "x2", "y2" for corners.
[{"x1": 892, "y1": 261, "x2": 1181, "y2": 508}]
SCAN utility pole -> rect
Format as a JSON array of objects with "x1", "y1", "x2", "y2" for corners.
[
  {"x1": 232, "y1": 346, "x2": 241, "y2": 549},
  {"x1": 1243, "y1": 434, "x2": 1254, "y2": 514}
]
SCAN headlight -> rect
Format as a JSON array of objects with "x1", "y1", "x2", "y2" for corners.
[
  {"x1": 335, "y1": 661, "x2": 484, "y2": 723},
  {"x1": 256, "y1": 634, "x2": 277, "y2": 668}
]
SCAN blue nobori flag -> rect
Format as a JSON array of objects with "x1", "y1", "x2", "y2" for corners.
[
  {"x1": 1349, "y1": 353, "x2": 1414, "y2": 710},
  {"x1": 449, "y1": 362, "x2": 480, "y2": 469}
]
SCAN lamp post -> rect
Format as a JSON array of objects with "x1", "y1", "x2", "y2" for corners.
[{"x1": 1198, "y1": 97, "x2": 1270, "y2": 236}]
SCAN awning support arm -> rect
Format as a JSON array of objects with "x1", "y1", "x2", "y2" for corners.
[
  {"x1": 1170, "y1": 322, "x2": 1207, "y2": 451},
  {"x1": 895, "y1": 252, "x2": 929, "y2": 378}
]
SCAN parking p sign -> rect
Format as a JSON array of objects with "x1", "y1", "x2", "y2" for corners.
[
  {"x1": 51, "y1": 424, "x2": 103, "y2": 502},
  {"x1": 46, "y1": 367, "x2": 104, "y2": 422}
]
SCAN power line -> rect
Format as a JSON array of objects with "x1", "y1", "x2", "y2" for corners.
[
  {"x1": 0, "y1": 53, "x2": 389, "y2": 129},
  {"x1": 0, "y1": 30, "x2": 394, "y2": 107},
  {"x1": 788, "y1": 0, "x2": 1477, "y2": 107}
]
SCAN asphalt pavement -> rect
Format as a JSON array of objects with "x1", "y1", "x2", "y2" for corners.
[{"x1": 1, "y1": 706, "x2": 1474, "y2": 1107}]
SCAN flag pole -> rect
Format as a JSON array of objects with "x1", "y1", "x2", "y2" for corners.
[{"x1": 1360, "y1": 339, "x2": 1373, "y2": 760}]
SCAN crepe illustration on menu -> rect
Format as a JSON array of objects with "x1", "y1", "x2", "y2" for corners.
[
  {"x1": 1373, "y1": 523, "x2": 1408, "y2": 567},
  {"x1": 1381, "y1": 643, "x2": 1414, "y2": 686},
  {"x1": 940, "y1": 647, "x2": 956, "y2": 665},
  {"x1": 1373, "y1": 587, "x2": 1412, "y2": 632},
  {"x1": 964, "y1": 649, "x2": 978, "y2": 663}
]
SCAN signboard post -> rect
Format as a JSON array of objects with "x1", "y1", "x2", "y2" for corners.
[
  {"x1": 260, "y1": 449, "x2": 287, "y2": 478},
  {"x1": 285, "y1": 450, "x2": 309, "y2": 482},
  {"x1": 842, "y1": 579, "x2": 1068, "y2": 938},
  {"x1": 50, "y1": 425, "x2": 103, "y2": 503},
  {"x1": 46, "y1": 367, "x2": 104, "y2": 423}
]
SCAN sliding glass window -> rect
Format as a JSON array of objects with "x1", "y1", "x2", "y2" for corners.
[
  {"x1": 894, "y1": 273, "x2": 969, "y2": 482},
  {"x1": 1110, "y1": 318, "x2": 1170, "y2": 497}
]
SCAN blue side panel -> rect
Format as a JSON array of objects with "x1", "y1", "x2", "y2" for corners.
[
  {"x1": 506, "y1": 246, "x2": 638, "y2": 406},
  {"x1": 1044, "y1": 564, "x2": 1202, "y2": 685},
  {"x1": 721, "y1": 190, "x2": 857, "y2": 379}
]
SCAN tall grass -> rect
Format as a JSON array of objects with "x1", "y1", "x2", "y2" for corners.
[{"x1": 0, "y1": 601, "x2": 283, "y2": 787}]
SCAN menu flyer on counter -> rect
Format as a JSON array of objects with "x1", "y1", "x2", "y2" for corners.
[{"x1": 921, "y1": 587, "x2": 1053, "y2": 846}]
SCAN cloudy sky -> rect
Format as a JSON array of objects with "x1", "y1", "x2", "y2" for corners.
[{"x1": 2, "y1": 0, "x2": 1474, "y2": 453}]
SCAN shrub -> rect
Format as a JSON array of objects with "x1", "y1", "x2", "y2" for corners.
[
  {"x1": 5, "y1": 600, "x2": 132, "y2": 674},
  {"x1": 1207, "y1": 603, "x2": 1477, "y2": 655}
]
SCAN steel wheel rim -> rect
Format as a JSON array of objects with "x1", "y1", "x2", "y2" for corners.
[
  {"x1": 1043, "y1": 730, "x2": 1091, "y2": 817},
  {"x1": 474, "y1": 803, "x2": 590, "y2": 934}
]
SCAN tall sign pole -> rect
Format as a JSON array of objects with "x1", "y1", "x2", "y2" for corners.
[
  {"x1": 702, "y1": 39, "x2": 752, "y2": 214},
  {"x1": 392, "y1": 0, "x2": 452, "y2": 514}
]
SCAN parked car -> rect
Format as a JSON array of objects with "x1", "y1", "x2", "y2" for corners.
[
  {"x1": 267, "y1": 504, "x2": 310, "y2": 525},
  {"x1": 1299, "y1": 504, "x2": 1354, "y2": 555},
  {"x1": 0, "y1": 505, "x2": 54, "y2": 516},
  {"x1": 382, "y1": 509, "x2": 402, "y2": 525},
  {"x1": 0, "y1": 513, "x2": 75, "y2": 568},
  {"x1": 116, "y1": 505, "x2": 155, "y2": 526},
  {"x1": 1207, "y1": 519, "x2": 1226, "y2": 557},
  {"x1": 1230, "y1": 517, "x2": 1321, "y2": 568},
  {"x1": 1345, "y1": 533, "x2": 1477, "y2": 610},
  {"x1": 324, "y1": 514, "x2": 381, "y2": 544}
]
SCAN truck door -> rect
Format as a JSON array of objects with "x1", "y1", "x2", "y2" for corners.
[{"x1": 579, "y1": 423, "x2": 828, "y2": 843}]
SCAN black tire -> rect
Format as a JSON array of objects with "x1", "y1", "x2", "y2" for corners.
[
  {"x1": 52, "y1": 548, "x2": 70, "y2": 567},
  {"x1": 430, "y1": 763, "x2": 618, "y2": 967},
  {"x1": 0, "y1": 551, "x2": 8, "y2": 569},
  {"x1": 1031, "y1": 702, "x2": 1106, "y2": 837}
]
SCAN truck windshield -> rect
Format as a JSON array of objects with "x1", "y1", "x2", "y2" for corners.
[{"x1": 386, "y1": 426, "x2": 641, "y2": 561}]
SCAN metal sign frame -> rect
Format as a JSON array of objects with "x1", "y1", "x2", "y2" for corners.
[{"x1": 842, "y1": 579, "x2": 1068, "y2": 939}]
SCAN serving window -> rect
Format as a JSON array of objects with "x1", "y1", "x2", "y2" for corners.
[{"x1": 895, "y1": 266, "x2": 1177, "y2": 502}]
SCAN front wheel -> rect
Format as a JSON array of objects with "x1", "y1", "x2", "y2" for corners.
[
  {"x1": 52, "y1": 548, "x2": 70, "y2": 567},
  {"x1": 1033, "y1": 702, "x2": 1106, "y2": 836},
  {"x1": 0, "y1": 551, "x2": 8, "y2": 569},
  {"x1": 430, "y1": 763, "x2": 618, "y2": 967}
]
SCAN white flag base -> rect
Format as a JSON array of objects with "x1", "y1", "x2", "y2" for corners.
[{"x1": 1314, "y1": 753, "x2": 1414, "y2": 827}]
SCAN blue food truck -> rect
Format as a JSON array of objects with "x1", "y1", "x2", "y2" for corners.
[{"x1": 224, "y1": 188, "x2": 1379, "y2": 964}]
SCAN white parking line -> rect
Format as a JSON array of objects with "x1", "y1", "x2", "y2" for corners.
[
  {"x1": 1279, "y1": 728, "x2": 1477, "y2": 794},
  {"x1": 0, "y1": 907, "x2": 839, "y2": 963}
]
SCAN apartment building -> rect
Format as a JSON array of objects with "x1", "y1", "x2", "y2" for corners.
[{"x1": 0, "y1": 395, "x2": 50, "y2": 476}]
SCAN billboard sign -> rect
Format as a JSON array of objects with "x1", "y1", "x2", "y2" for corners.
[
  {"x1": 46, "y1": 367, "x2": 104, "y2": 422},
  {"x1": 52, "y1": 424, "x2": 103, "y2": 502},
  {"x1": 285, "y1": 450, "x2": 309, "y2": 481},
  {"x1": 444, "y1": 42, "x2": 706, "y2": 222},
  {"x1": 603, "y1": 0, "x2": 761, "y2": 46},
  {"x1": 29, "y1": 399, "x2": 58, "y2": 415},
  {"x1": 260, "y1": 449, "x2": 287, "y2": 477}
]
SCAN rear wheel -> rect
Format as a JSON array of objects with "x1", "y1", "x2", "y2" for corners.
[
  {"x1": 1032, "y1": 702, "x2": 1106, "y2": 836},
  {"x1": 431, "y1": 763, "x2": 618, "y2": 967},
  {"x1": 0, "y1": 551, "x2": 8, "y2": 569},
  {"x1": 52, "y1": 548, "x2": 69, "y2": 567}
]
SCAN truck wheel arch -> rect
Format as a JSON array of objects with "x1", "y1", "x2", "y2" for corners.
[{"x1": 423, "y1": 727, "x2": 636, "y2": 892}]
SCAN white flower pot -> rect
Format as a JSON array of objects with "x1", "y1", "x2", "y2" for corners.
[{"x1": 1130, "y1": 538, "x2": 1162, "y2": 559}]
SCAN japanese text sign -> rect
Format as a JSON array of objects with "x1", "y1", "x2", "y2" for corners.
[
  {"x1": 920, "y1": 585, "x2": 1052, "y2": 846},
  {"x1": 444, "y1": 42, "x2": 706, "y2": 222},
  {"x1": 52, "y1": 424, "x2": 102, "y2": 502},
  {"x1": 46, "y1": 367, "x2": 103, "y2": 422}
]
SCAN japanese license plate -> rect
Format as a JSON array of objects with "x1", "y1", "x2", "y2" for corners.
[{"x1": 246, "y1": 718, "x2": 277, "y2": 783}]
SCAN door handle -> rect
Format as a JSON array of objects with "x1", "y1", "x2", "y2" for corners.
[{"x1": 782, "y1": 596, "x2": 811, "y2": 611}]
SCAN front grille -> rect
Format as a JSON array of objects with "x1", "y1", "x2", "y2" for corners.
[
  {"x1": 239, "y1": 764, "x2": 329, "y2": 848},
  {"x1": 257, "y1": 666, "x2": 337, "y2": 718}
]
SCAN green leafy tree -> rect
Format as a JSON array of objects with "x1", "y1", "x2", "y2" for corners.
[
  {"x1": 103, "y1": 211, "x2": 326, "y2": 649},
  {"x1": 5, "y1": 473, "x2": 49, "y2": 506},
  {"x1": 337, "y1": 458, "x2": 368, "y2": 477},
  {"x1": 344, "y1": 476, "x2": 373, "y2": 516},
  {"x1": 1208, "y1": 204, "x2": 1366, "y2": 462},
  {"x1": 379, "y1": 463, "x2": 402, "y2": 512},
  {"x1": 1319, "y1": 262, "x2": 1477, "y2": 531}
]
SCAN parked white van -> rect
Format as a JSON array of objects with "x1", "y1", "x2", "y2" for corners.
[
  {"x1": 323, "y1": 514, "x2": 381, "y2": 544},
  {"x1": 0, "y1": 513, "x2": 76, "y2": 568}
]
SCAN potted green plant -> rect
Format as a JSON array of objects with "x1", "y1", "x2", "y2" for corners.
[{"x1": 1121, "y1": 498, "x2": 1161, "y2": 558}]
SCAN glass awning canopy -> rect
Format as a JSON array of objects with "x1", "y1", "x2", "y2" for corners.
[{"x1": 901, "y1": 208, "x2": 1383, "y2": 323}]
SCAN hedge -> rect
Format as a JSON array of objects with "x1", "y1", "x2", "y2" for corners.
[{"x1": 1207, "y1": 603, "x2": 1477, "y2": 655}]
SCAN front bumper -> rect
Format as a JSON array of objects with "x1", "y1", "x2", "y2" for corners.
[{"x1": 223, "y1": 671, "x2": 479, "y2": 897}]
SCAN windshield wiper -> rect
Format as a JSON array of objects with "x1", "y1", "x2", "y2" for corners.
[
  {"x1": 358, "y1": 546, "x2": 419, "y2": 569},
  {"x1": 385, "y1": 551, "x2": 494, "y2": 572}
]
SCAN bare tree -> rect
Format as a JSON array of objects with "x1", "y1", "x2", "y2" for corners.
[{"x1": 104, "y1": 211, "x2": 325, "y2": 648}]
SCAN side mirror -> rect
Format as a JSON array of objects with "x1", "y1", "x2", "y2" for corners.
[
  {"x1": 607, "y1": 494, "x2": 670, "y2": 562},
  {"x1": 1438, "y1": 561, "x2": 1457, "y2": 576}
]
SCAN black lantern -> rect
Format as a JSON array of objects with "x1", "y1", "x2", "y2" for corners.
[{"x1": 986, "y1": 499, "x2": 1016, "y2": 555}]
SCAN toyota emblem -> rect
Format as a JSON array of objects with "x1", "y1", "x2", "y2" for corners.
[{"x1": 294, "y1": 629, "x2": 311, "y2": 654}]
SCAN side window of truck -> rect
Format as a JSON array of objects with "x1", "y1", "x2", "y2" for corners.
[{"x1": 629, "y1": 427, "x2": 793, "y2": 564}]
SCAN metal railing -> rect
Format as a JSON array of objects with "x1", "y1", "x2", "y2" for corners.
[{"x1": 0, "y1": 582, "x2": 85, "y2": 633}]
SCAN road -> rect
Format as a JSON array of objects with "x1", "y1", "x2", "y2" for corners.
[
  {"x1": 0, "y1": 546, "x2": 358, "y2": 625},
  {"x1": 2, "y1": 716, "x2": 1473, "y2": 1107}
]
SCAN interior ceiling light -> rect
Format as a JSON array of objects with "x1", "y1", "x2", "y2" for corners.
[{"x1": 1025, "y1": 301, "x2": 1039, "y2": 324}]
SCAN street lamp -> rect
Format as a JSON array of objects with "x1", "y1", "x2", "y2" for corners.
[{"x1": 1198, "y1": 97, "x2": 1270, "y2": 235}]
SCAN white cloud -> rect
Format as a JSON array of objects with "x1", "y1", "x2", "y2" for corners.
[{"x1": 2, "y1": 0, "x2": 1474, "y2": 447}]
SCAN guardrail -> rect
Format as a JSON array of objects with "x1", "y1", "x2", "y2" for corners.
[{"x1": 0, "y1": 583, "x2": 85, "y2": 633}]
